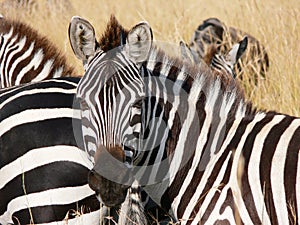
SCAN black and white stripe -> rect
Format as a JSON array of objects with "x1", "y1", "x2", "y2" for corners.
[
  {"x1": 70, "y1": 17, "x2": 300, "y2": 224},
  {"x1": 0, "y1": 78, "x2": 103, "y2": 225},
  {"x1": 69, "y1": 16, "x2": 172, "y2": 224},
  {"x1": 0, "y1": 77, "x2": 165, "y2": 225},
  {"x1": 210, "y1": 36, "x2": 248, "y2": 78},
  {"x1": 0, "y1": 16, "x2": 75, "y2": 88}
]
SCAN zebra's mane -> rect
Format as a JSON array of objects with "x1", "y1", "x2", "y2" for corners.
[
  {"x1": 0, "y1": 17, "x2": 76, "y2": 79},
  {"x1": 98, "y1": 15, "x2": 128, "y2": 52},
  {"x1": 202, "y1": 44, "x2": 218, "y2": 65},
  {"x1": 147, "y1": 44, "x2": 255, "y2": 118}
]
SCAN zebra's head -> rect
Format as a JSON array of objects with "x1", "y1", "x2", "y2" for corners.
[
  {"x1": 69, "y1": 16, "x2": 152, "y2": 206},
  {"x1": 211, "y1": 36, "x2": 248, "y2": 78},
  {"x1": 181, "y1": 36, "x2": 248, "y2": 79}
]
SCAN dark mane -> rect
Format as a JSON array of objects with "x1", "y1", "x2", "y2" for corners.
[
  {"x1": 203, "y1": 44, "x2": 218, "y2": 65},
  {"x1": 98, "y1": 15, "x2": 128, "y2": 52},
  {"x1": 0, "y1": 17, "x2": 75, "y2": 78}
]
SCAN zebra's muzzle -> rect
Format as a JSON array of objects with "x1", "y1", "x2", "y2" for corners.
[
  {"x1": 88, "y1": 169, "x2": 131, "y2": 207},
  {"x1": 88, "y1": 144, "x2": 134, "y2": 207}
]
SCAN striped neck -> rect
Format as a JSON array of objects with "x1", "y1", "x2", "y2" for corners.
[{"x1": 137, "y1": 45, "x2": 253, "y2": 216}]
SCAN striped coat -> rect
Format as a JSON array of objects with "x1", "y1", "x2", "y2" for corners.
[
  {"x1": 189, "y1": 17, "x2": 269, "y2": 83},
  {"x1": 1, "y1": 15, "x2": 166, "y2": 225},
  {"x1": 0, "y1": 77, "x2": 102, "y2": 225},
  {"x1": 69, "y1": 16, "x2": 300, "y2": 224}
]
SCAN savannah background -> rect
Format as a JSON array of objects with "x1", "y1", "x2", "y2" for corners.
[{"x1": 1, "y1": 0, "x2": 300, "y2": 115}]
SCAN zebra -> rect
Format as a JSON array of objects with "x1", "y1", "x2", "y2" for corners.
[
  {"x1": 69, "y1": 15, "x2": 173, "y2": 224},
  {"x1": 0, "y1": 15, "x2": 165, "y2": 225},
  {"x1": 69, "y1": 16, "x2": 300, "y2": 224},
  {"x1": 189, "y1": 17, "x2": 269, "y2": 83},
  {"x1": 180, "y1": 36, "x2": 248, "y2": 78},
  {"x1": 0, "y1": 15, "x2": 75, "y2": 88},
  {"x1": 0, "y1": 15, "x2": 104, "y2": 225}
]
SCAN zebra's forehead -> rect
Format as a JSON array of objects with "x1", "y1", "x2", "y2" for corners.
[{"x1": 77, "y1": 49, "x2": 142, "y2": 100}]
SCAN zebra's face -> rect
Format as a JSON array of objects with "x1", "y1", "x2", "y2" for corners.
[
  {"x1": 69, "y1": 16, "x2": 152, "y2": 207},
  {"x1": 76, "y1": 48, "x2": 146, "y2": 157},
  {"x1": 88, "y1": 145, "x2": 132, "y2": 207}
]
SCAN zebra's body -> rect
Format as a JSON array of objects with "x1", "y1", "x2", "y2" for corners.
[
  {"x1": 0, "y1": 16, "x2": 75, "y2": 88},
  {"x1": 0, "y1": 77, "x2": 103, "y2": 225},
  {"x1": 0, "y1": 76, "x2": 161, "y2": 225},
  {"x1": 70, "y1": 17, "x2": 300, "y2": 224}
]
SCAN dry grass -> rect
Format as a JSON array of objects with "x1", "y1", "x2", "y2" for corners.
[{"x1": 1, "y1": 0, "x2": 299, "y2": 116}]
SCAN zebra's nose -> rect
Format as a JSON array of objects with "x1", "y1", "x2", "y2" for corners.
[{"x1": 94, "y1": 144, "x2": 125, "y2": 163}]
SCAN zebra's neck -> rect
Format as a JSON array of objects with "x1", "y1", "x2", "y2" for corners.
[{"x1": 138, "y1": 45, "x2": 253, "y2": 216}]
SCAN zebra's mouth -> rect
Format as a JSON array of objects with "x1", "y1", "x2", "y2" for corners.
[{"x1": 88, "y1": 169, "x2": 130, "y2": 207}]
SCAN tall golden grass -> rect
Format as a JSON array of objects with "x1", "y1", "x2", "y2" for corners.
[{"x1": 1, "y1": 0, "x2": 300, "y2": 116}]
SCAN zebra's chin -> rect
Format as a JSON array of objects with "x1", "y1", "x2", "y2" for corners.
[
  {"x1": 88, "y1": 169, "x2": 130, "y2": 207},
  {"x1": 87, "y1": 143, "x2": 134, "y2": 207}
]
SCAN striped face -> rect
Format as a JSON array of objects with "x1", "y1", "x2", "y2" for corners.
[
  {"x1": 76, "y1": 48, "x2": 145, "y2": 162},
  {"x1": 69, "y1": 16, "x2": 152, "y2": 207},
  {"x1": 211, "y1": 54, "x2": 235, "y2": 77},
  {"x1": 189, "y1": 18, "x2": 224, "y2": 60}
]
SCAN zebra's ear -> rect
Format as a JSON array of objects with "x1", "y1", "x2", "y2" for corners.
[
  {"x1": 227, "y1": 36, "x2": 248, "y2": 66},
  {"x1": 180, "y1": 41, "x2": 195, "y2": 63},
  {"x1": 69, "y1": 16, "x2": 99, "y2": 67},
  {"x1": 125, "y1": 21, "x2": 153, "y2": 66}
]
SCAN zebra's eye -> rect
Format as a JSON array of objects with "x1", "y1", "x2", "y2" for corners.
[
  {"x1": 131, "y1": 98, "x2": 144, "y2": 109},
  {"x1": 129, "y1": 98, "x2": 144, "y2": 127}
]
